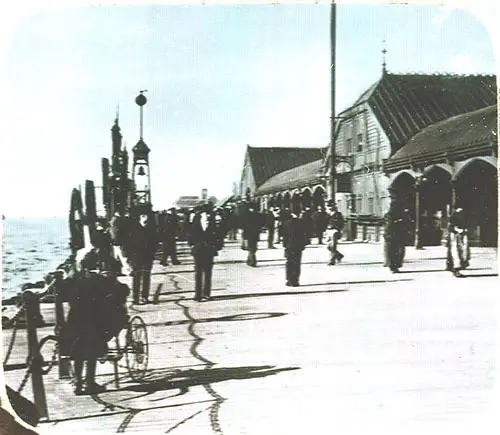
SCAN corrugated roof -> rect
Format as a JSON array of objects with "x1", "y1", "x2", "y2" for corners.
[
  {"x1": 386, "y1": 105, "x2": 497, "y2": 169},
  {"x1": 247, "y1": 146, "x2": 327, "y2": 187},
  {"x1": 340, "y1": 73, "x2": 496, "y2": 153},
  {"x1": 256, "y1": 159, "x2": 324, "y2": 195}
]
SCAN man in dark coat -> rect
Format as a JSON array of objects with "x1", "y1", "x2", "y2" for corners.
[
  {"x1": 283, "y1": 212, "x2": 308, "y2": 286},
  {"x1": 190, "y1": 203, "x2": 221, "y2": 301},
  {"x1": 161, "y1": 207, "x2": 181, "y2": 266},
  {"x1": 277, "y1": 206, "x2": 291, "y2": 244},
  {"x1": 243, "y1": 204, "x2": 264, "y2": 267},
  {"x1": 312, "y1": 206, "x2": 328, "y2": 244},
  {"x1": 59, "y1": 252, "x2": 129, "y2": 395},
  {"x1": 383, "y1": 203, "x2": 407, "y2": 273},
  {"x1": 265, "y1": 208, "x2": 277, "y2": 249},
  {"x1": 300, "y1": 206, "x2": 313, "y2": 245},
  {"x1": 129, "y1": 212, "x2": 158, "y2": 304}
]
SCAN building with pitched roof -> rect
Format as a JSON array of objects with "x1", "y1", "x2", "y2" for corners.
[
  {"x1": 239, "y1": 145, "x2": 327, "y2": 208},
  {"x1": 324, "y1": 70, "x2": 497, "y2": 244}
]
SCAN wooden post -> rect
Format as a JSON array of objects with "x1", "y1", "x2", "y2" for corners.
[
  {"x1": 23, "y1": 291, "x2": 49, "y2": 420},
  {"x1": 54, "y1": 279, "x2": 71, "y2": 379}
]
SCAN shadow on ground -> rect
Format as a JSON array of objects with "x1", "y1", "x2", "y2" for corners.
[{"x1": 118, "y1": 365, "x2": 299, "y2": 397}]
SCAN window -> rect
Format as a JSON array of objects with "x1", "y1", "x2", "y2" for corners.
[
  {"x1": 368, "y1": 197, "x2": 374, "y2": 215},
  {"x1": 346, "y1": 138, "x2": 353, "y2": 154},
  {"x1": 356, "y1": 196, "x2": 362, "y2": 214},
  {"x1": 357, "y1": 133, "x2": 364, "y2": 152}
]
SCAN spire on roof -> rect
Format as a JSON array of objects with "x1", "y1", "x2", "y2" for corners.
[{"x1": 382, "y1": 39, "x2": 387, "y2": 74}]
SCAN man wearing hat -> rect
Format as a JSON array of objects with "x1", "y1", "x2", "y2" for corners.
[
  {"x1": 189, "y1": 202, "x2": 221, "y2": 301},
  {"x1": 326, "y1": 202, "x2": 345, "y2": 265},
  {"x1": 161, "y1": 207, "x2": 181, "y2": 266},
  {"x1": 283, "y1": 212, "x2": 308, "y2": 286},
  {"x1": 129, "y1": 211, "x2": 158, "y2": 304}
]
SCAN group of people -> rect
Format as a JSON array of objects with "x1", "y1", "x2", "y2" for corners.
[
  {"x1": 383, "y1": 202, "x2": 470, "y2": 277},
  {"x1": 59, "y1": 198, "x2": 471, "y2": 396},
  {"x1": 237, "y1": 200, "x2": 346, "y2": 286}
]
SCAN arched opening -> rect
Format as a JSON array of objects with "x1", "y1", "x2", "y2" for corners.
[
  {"x1": 302, "y1": 189, "x2": 312, "y2": 210},
  {"x1": 312, "y1": 186, "x2": 326, "y2": 209},
  {"x1": 455, "y1": 160, "x2": 497, "y2": 247},
  {"x1": 389, "y1": 172, "x2": 415, "y2": 245},
  {"x1": 420, "y1": 166, "x2": 452, "y2": 245}
]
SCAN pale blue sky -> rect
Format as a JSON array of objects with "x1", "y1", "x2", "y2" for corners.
[{"x1": 0, "y1": 2, "x2": 497, "y2": 217}]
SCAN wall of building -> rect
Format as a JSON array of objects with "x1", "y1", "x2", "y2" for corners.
[{"x1": 239, "y1": 153, "x2": 256, "y2": 198}]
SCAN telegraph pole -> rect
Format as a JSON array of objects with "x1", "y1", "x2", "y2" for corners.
[{"x1": 330, "y1": 1, "x2": 337, "y2": 203}]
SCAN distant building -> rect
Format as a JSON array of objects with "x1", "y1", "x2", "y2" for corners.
[
  {"x1": 173, "y1": 196, "x2": 201, "y2": 209},
  {"x1": 324, "y1": 71, "x2": 496, "y2": 243},
  {"x1": 240, "y1": 145, "x2": 326, "y2": 208}
]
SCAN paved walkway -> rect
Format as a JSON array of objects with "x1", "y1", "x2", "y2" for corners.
[{"x1": 3, "y1": 240, "x2": 498, "y2": 434}]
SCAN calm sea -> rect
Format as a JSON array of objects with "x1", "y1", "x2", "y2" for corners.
[{"x1": 2, "y1": 218, "x2": 69, "y2": 300}]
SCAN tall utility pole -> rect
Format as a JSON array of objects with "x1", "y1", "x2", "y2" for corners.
[{"x1": 330, "y1": 1, "x2": 337, "y2": 203}]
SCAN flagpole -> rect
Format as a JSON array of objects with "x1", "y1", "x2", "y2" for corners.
[{"x1": 330, "y1": 1, "x2": 337, "y2": 204}]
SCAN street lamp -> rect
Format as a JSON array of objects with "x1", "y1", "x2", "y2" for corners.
[{"x1": 414, "y1": 172, "x2": 426, "y2": 249}]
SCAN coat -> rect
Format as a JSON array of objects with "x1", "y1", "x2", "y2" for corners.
[
  {"x1": 190, "y1": 212, "x2": 221, "y2": 257},
  {"x1": 59, "y1": 273, "x2": 130, "y2": 360},
  {"x1": 283, "y1": 217, "x2": 308, "y2": 252}
]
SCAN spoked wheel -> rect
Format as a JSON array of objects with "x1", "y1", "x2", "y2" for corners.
[{"x1": 125, "y1": 315, "x2": 149, "y2": 381}]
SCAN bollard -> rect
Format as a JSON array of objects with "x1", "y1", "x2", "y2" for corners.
[
  {"x1": 54, "y1": 279, "x2": 71, "y2": 379},
  {"x1": 23, "y1": 291, "x2": 49, "y2": 421}
]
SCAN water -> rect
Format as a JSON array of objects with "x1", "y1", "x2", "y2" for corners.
[{"x1": 2, "y1": 218, "x2": 69, "y2": 300}]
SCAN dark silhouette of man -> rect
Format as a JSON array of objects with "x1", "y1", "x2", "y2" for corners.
[
  {"x1": 283, "y1": 212, "x2": 308, "y2": 286},
  {"x1": 326, "y1": 203, "x2": 345, "y2": 264},
  {"x1": 161, "y1": 207, "x2": 181, "y2": 266},
  {"x1": 242, "y1": 204, "x2": 264, "y2": 267},
  {"x1": 129, "y1": 212, "x2": 158, "y2": 304},
  {"x1": 190, "y1": 203, "x2": 221, "y2": 301}
]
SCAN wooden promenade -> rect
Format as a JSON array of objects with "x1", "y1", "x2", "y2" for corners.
[{"x1": 2, "y1": 240, "x2": 498, "y2": 434}]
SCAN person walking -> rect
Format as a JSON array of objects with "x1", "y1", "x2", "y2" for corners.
[
  {"x1": 129, "y1": 211, "x2": 158, "y2": 304},
  {"x1": 383, "y1": 202, "x2": 407, "y2": 273},
  {"x1": 446, "y1": 207, "x2": 470, "y2": 277},
  {"x1": 243, "y1": 204, "x2": 264, "y2": 267},
  {"x1": 326, "y1": 203, "x2": 345, "y2": 264},
  {"x1": 283, "y1": 212, "x2": 308, "y2": 286},
  {"x1": 265, "y1": 208, "x2": 277, "y2": 249},
  {"x1": 161, "y1": 207, "x2": 181, "y2": 266},
  {"x1": 190, "y1": 203, "x2": 221, "y2": 301}
]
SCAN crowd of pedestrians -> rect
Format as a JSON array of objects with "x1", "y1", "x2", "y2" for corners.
[{"x1": 59, "y1": 196, "x2": 471, "y2": 396}]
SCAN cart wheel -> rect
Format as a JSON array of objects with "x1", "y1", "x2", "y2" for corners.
[{"x1": 125, "y1": 315, "x2": 149, "y2": 381}]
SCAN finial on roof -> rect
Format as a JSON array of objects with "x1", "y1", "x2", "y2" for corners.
[
  {"x1": 382, "y1": 39, "x2": 387, "y2": 74},
  {"x1": 116, "y1": 104, "x2": 120, "y2": 123}
]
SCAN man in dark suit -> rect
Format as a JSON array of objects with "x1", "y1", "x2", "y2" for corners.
[
  {"x1": 129, "y1": 211, "x2": 158, "y2": 304},
  {"x1": 283, "y1": 212, "x2": 308, "y2": 286},
  {"x1": 243, "y1": 204, "x2": 264, "y2": 267},
  {"x1": 190, "y1": 203, "x2": 221, "y2": 301},
  {"x1": 161, "y1": 207, "x2": 181, "y2": 266},
  {"x1": 312, "y1": 206, "x2": 328, "y2": 245}
]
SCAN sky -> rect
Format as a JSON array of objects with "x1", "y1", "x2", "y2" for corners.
[{"x1": 0, "y1": 0, "x2": 497, "y2": 217}]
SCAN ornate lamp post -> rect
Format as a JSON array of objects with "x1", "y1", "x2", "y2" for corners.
[{"x1": 132, "y1": 90, "x2": 152, "y2": 211}]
